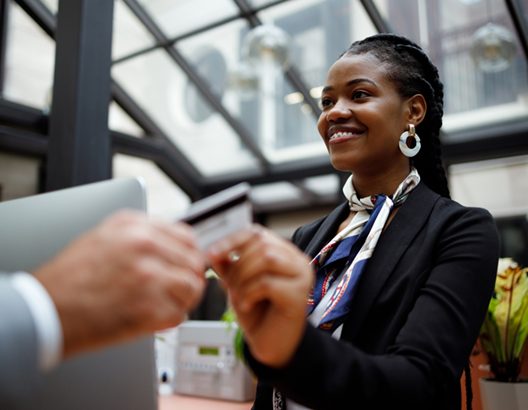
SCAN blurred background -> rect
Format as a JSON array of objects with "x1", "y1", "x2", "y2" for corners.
[
  {"x1": 1, "y1": 0, "x2": 528, "y2": 310},
  {"x1": 1, "y1": 1, "x2": 528, "y2": 407}
]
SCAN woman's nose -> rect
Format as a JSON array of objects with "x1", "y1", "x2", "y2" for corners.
[{"x1": 325, "y1": 101, "x2": 352, "y2": 122}]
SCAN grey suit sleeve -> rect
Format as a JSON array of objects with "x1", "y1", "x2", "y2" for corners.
[{"x1": 0, "y1": 276, "x2": 40, "y2": 408}]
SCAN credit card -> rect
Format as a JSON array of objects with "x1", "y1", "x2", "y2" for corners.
[{"x1": 179, "y1": 183, "x2": 252, "y2": 251}]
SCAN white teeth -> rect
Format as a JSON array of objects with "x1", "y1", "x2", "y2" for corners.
[{"x1": 329, "y1": 131, "x2": 356, "y2": 140}]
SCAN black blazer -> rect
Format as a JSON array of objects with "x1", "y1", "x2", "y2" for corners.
[{"x1": 245, "y1": 183, "x2": 499, "y2": 410}]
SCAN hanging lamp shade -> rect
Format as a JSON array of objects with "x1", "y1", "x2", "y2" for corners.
[
  {"x1": 471, "y1": 22, "x2": 517, "y2": 73},
  {"x1": 242, "y1": 24, "x2": 292, "y2": 69}
]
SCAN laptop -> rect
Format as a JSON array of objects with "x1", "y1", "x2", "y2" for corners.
[{"x1": 0, "y1": 177, "x2": 157, "y2": 410}]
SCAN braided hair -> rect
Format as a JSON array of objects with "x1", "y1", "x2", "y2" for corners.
[{"x1": 342, "y1": 34, "x2": 450, "y2": 198}]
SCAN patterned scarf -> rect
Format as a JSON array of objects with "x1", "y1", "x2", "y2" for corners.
[
  {"x1": 274, "y1": 168, "x2": 420, "y2": 410},
  {"x1": 307, "y1": 167, "x2": 420, "y2": 332}
]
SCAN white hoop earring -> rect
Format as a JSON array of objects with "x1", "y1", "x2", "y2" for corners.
[{"x1": 399, "y1": 124, "x2": 421, "y2": 157}]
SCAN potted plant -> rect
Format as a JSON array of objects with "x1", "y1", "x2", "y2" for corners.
[{"x1": 478, "y1": 258, "x2": 528, "y2": 410}]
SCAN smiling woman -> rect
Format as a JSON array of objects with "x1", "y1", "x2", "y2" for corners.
[
  {"x1": 207, "y1": 33, "x2": 500, "y2": 410},
  {"x1": 317, "y1": 52, "x2": 422, "y2": 189}
]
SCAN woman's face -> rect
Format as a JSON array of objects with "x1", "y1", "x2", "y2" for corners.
[{"x1": 317, "y1": 53, "x2": 411, "y2": 175}]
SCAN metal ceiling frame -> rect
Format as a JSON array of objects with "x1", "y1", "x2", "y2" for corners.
[
  {"x1": 14, "y1": 0, "x2": 345, "y2": 200},
  {"x1": 233, "y1": 0, "x2": 322, "y2": 117},
  {"x1": 45, "y1": 0, "x2": 115, "y2": 191},
  {"x1": 0, "y1": 123, "x2": 47, "y2": 155},
  {"x1": 0, "y1": 98, "x2": 211, "y2": 192},
  {"x1": 443, "y1": 117, "x2": 528, "y2": 166},
  {"x1": 110, "y1": 81, "x2": 204, "y2": 198},
  {"x1": 112, "y1": 0, "x2": 292, "y2": 66},
  {"x1": 14, "y1": 0, "x2": 53, "y2": 37},
  {"x1": 122, "y1": 0, "x2": 271, "y2": 172},
  {"x1": 14, "y1": 0, "x2": 207, "y2": 199},
  {"x1": 359, "y1": 0, "x2": 391, "y2": 33},
  {"x1": 2, "y1": 0, "x2": 528, "y2": 211},
  {"x1": 0, "y1": 98, "x2": 46, "y2": 129},
  {"x1": 505, "y1": 0, "x2": 528, "y2": 60},
  {"x1": 0, "y1": 0, "x2": 9, "y2": 94}
]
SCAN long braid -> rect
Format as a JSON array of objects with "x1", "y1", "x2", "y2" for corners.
[
  {"x1": 343, "y1": 34, "x2": 451, "y2": 198},
  {"x1": 465, "y1": 362, "x2": 473, "y2": 410}
]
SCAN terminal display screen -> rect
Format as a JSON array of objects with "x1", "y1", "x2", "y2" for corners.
[{"x1": 198, "y1": 346, "x2": 220, "y2": 356}]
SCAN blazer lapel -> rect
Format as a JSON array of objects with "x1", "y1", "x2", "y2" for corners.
[
  {"x1": 303, "y1": 202, "x2": 350, "y2": 259},
  {"x1": 342, "y1": 183, "x2": 440, "y2": 340}
]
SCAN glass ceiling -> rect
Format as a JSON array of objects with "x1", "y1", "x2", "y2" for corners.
[{"x1": 2, "y1": 0, "x2": 528, "y2": 212}]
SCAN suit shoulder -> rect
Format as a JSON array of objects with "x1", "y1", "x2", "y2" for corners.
[
  {"x1": 434, "y1": 195, "x2": 494, "y2": 223},
  {"x1": 431, "y1": 197, "x2": 498, "y2": 250}
]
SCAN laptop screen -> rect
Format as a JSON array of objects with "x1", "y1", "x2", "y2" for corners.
[{"x1": 0, "y1": 178, "x2": 157, "y2": 410}]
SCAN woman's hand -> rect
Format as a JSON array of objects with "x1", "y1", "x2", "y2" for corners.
[{"x1": 208, "y1": 225, "x2": 313, "y2": 368}]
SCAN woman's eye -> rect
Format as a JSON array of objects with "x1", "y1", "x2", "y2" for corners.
[
  {"x1": 352, "y1": 90, "x2": 369, "y2": 99},
  {"x1": 320, "y1": 98, "x2": 333, "y2": 108}
]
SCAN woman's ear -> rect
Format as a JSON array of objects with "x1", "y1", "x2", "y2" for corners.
[{"x1": 406, "y1": 94, "x2": 427, "y2": 126}]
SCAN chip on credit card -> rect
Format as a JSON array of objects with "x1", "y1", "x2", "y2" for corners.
[{"x1": 179, "y1": 183, "x2": 253, "y2": 251}]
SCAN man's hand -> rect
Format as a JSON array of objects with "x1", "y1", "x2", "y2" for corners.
[{"x1": 34, "y1": 210, "x2": 206, "y2": 358}]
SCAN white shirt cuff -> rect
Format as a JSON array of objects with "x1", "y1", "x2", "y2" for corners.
[{"x1": 10, "y1": 272, "x2": 63, "y2": 371}]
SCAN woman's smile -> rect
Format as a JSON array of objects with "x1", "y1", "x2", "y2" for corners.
[{"x1": 327, "y1": 126, "x2": 366, "y2": 144}]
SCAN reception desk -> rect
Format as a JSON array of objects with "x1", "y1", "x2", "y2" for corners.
[{"x1": 159, "y1": 394, "x2": 252, "y2": 410}]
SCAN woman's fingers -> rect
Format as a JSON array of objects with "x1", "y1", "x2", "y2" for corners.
[
  {"x1": 230, "y1": 270, "x2": 311, "y2": 315},
  {"x1": 229, "y1": 273, "x2": 311, "y2": 367},
  {"x1": 207, "y1": 225, "x2": 261, "y2": 280},
  {"x1": 207, "y1": 225, "x2": 267, "y2": 269},
  {"x1": 208, "y1": 225, "x2": 310, "y2": 285},
  {"x1": 206, "y1": 224, "x2": 315, "y2": 368}
]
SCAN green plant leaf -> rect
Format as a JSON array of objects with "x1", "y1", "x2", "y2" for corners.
[
  {"x1": 221, "y1": 306, "x2": 246, "y2": 361},
  {"x1": 479, "y1": 258, "x2": 528, "y2": 381},
  {"x1": 512, "y1": 270, "x2": 528, "y2": 357}
]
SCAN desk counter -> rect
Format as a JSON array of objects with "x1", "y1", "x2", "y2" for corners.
[{"x1": 159, "y1": 394, "x2": 252, "y2": 410}]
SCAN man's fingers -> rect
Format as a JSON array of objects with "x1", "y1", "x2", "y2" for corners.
[
  {"x1": 166, "y1": 269, "x2": 205, "y2": 311},
  {"x1": 153, "y1": 220, "x2": 199, "y2": 250},
  {"x1": 116, "y1": 217, "x2": 206, "y2": 277},
  {"x1": 136, "y1": 255, "x2": 205, "y2": 311}
]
